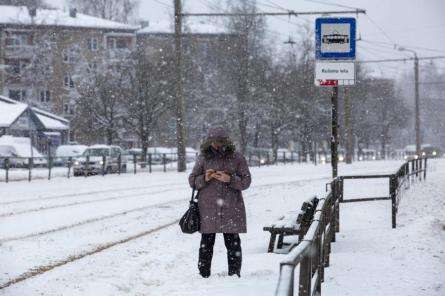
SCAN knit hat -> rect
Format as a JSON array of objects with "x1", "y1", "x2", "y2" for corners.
[{"x1": 206, "y1": 126, "x2": 229, "y2": 141}]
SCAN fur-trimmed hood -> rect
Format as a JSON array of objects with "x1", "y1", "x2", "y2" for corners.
[{"x1": 200, "y1": 138, "x2": 236, "y2": 159}]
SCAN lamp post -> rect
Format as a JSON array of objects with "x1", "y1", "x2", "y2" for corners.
[{"x1": 399, "y1": 47, "x2": 420, "y2": 157}]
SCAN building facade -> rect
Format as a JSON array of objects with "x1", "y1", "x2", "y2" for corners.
[{"x1": 0, "y1": 5, "x2": 137, "y2": 126}]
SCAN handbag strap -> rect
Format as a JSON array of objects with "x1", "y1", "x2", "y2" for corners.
[
  {"x1": 190, "y1": 187, "x2": 196, "y2": 202},
  {"x1": 190, "y1": 176, "x2": 198, "y2": 202}
]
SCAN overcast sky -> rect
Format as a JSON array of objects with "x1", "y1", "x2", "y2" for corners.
[{"x1": 55, "y1": 0, "x2": 445, "y2": 78}]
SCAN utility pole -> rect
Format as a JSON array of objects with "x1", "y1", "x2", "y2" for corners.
[
  {"x1": 414, "y1": 54, "x2": 420, "y2": 157},
  {"x1": 331, "y1": 86, "x2": 339, "y2": 178},
  {"x1": 174, "y1": 0, "x2": 186, "y2": 172},
  {"x1": 344, "y1": 88, "x2": 353, "y2": 164}
]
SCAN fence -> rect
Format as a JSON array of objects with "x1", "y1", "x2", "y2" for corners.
[
  {"x1": 0, "y1": 150, "x2": 310, "y2": 182},
  {"x1": 274, "y1": 158, "x2": 427, "y2": 296},
  {"x1": 0, "y1": 152, "x2": 196, "y2": 182}
]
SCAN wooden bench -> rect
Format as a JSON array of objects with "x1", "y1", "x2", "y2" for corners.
[{"x1": 263, "y1": 196, "x2": 319, "y2": 253}]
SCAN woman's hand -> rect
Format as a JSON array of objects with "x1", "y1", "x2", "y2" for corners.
[
  {"x1": 205, "y1": 169, "x2": 216, "y2": 182},
  {"x1": 213, "y1": 171, "x2": 231, "y2": 183}
]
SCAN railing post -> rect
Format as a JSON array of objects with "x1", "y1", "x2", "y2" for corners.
[
  {"x1": 419, "y1": 158, "x2": 423, "y2": 180},
  {"x1": 299, "y1": 254, "x2": 311, "y2": 296},
  {"x1": 5, "y1": 158, "x2": 9, "y2": 183},
  {"x1": 28, "y1": 157, "x2": 33, "y2": 182},
  {"x1": 283, "y1": 152, "x2": 286, "y2": 165},
  {"x1": 118, "y1": 154, "x2": 121, "y2": 175},
  {"x1": 423, "y1": 158, "x2": 427, "y2": 179},
  {"x1": 163, "y1": 154, "x2": 166, "y2": 172},
  {"x1": 67, "y1": 157, "x2": 72, "y2": 178},
  {"x1": 48, "y1": 155, "x2": 52, "y2": 180},
  {"x1": 416, "y1": 158, "x2": 419, "y2": 178},
  {"x1": 101, "y1": 155, "x2": 106, "y2": 176},
  {"x1": 133, "y1": 154, "x2": 137, "y2": 174},
  {"x1": 148, "y1": 153, "x2": 152, "y2": 173},
  {"x1": 85, "y1": 155, "x2": 90, "y2": 177},
  {"x1": 390, "y1": 174, "x2": 397, "y2": 228}
]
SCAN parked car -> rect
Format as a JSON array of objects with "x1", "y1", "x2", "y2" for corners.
[
  {"x1": 0, "y1": 136, "x2": 47, "y2": 168},
  {"x1": 73, "y1": 145, "x2": 127, "y2": 176},
  {"x1": 54, "y1": 144, "x2": 87, "y2": 166}
]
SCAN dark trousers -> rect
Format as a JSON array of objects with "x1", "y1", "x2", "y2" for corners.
[{"x1": 198, "y1": 233, "x2": 242, "y2": 276}]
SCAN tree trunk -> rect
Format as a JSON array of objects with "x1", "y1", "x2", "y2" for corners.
[{"x1": 271, "y1": 127, "x2": 278, "y2": 163}]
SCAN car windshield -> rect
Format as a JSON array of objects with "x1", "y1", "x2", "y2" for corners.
[{"x1": 83, "y1": 148, "x2": 109, "y2": 157}]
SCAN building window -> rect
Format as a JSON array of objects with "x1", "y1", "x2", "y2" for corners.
[
  {"x1": 40, "y1": 90, "x2": 51, "y2": 102},
  {"x1": 87, "y1": 38, "x2": 98, "y2": 51},
  {"x1": 62, "y1": 48, "x2": 77, "y2": 63},
  {"x1": 64, "y1": 104, "x2": 74, "y2": 115},
  {"x1": 64, "y1": 75, "x2": 74, "y2": 88},
  {"x1": 8, "y1": 89, "x2": 27, "y2": 101},
  {"x1": 4, "y1": 32, "x2": 33, "y2": 49},
  {"x1": 107, "y1": 37, "x2": 130, "y2": 50}
]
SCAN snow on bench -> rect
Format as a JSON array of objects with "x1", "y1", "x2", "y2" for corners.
[{"x1": 263, "y1": 196, "x2": 319, "y2": 253}]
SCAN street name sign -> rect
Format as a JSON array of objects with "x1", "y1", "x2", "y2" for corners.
[
  {"x1": 315, "y1": 17, "x2": 356, "y2": 60},
  {"x1": 315, "y1": 61, "x2": 355, "y2": 86}
]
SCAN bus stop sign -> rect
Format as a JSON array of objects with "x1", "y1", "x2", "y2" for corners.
[{"x1": 316, "y1": 17, "x2": 356, "y2": 60}]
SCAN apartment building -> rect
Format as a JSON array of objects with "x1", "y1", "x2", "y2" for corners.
[{"x1": 0, "y1": 5, "x2": 138, "y2": 122}]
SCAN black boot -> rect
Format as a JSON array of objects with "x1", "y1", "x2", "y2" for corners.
[
  {"x1": 198, "y1": 233, "x2": 216, "y2": 278},
  {"x1": 224, "y1": 233, "x2": 242, "y2": 277}
]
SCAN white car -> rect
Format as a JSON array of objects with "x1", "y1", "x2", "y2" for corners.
[
  {"x1": 54, "y1": 144, "x2": 87, "y2": 166},
  {"x1": 73, "y1": 145, "x2": 127, "y2": 176},
  {"x1": 0, "y1": 143, "x2": 47, "y2": 168}
]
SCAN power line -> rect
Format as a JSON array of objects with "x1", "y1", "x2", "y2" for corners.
[
  {"x1": 358, "y1": 44, "x2": 412, "y2": 59},
  {"x1": 356, "y1": 55, "x2": 445, "y2": 64},
  {"x1": 262, "y1": 0, "x2": 288, "y2": 11},
  {"x1": 304, "y1": 0, "x2": 363, "y2": 11},
  {"x1": 181, "y1": 9, "x2": 366, "y2": 17},
  {"x1": 151, "y1": 0, "x2": 173, "y2": 9},
  {"x1": 364, "y1": 14, "x2": 398, "y2": 45},
  {"x1": 361, "y1": 39, "x2": 445, "y2": 54}
]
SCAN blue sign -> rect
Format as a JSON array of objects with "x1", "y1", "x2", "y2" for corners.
[{"x1": 316, "y1": 18, "x2": 356, "y2": 60}]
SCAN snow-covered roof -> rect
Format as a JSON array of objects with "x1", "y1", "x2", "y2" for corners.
[
  {"x1": 32, "y1": 107, "x2": 69, "y2": 124},
  {"x1": 0, "y1": 5, "x2": 138, "y2": 31},
  {"x1": 34, "y1": 113, "x2": 69, "y2": 130},
  {"x1": 32, "y1": 107, "x2": 69, "y2": 130},
  {"x1": 55, "y1": 145, "x2": 87, "y2": 157},
  {"x1": 0, "y1": 96, "x2": 28, "y2": 128},
  {"x1": 0, "y1": 95, "x2": 69, "y2": 130},
  {"x1": 137, "y1": 20, "x2": 229, "y2": 35},
  {"x1": 89, "y1": 145, "x2": 112, "y2": 149}
]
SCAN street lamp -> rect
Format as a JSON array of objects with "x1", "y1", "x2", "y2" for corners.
[{"x1": 398, "y1": 47, "x2": 421, "y2": 157}]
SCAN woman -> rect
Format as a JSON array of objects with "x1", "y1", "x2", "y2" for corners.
[{"x1": 188, "y1": 126, "x2": 251, "y2": 278}]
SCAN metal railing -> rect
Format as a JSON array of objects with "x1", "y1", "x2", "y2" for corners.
[
  {"x1": 275, "y1": 180, "x2": 340, "y2": 296},
  {"x1": 274, "y1": 158, "x2": 427, "y2": 296},
  {"x1": 337, "y1": 157, "x2": 427, "y2": 228}
]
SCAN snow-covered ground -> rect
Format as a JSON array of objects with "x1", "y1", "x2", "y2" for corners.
[{"x1": 0, "y1": 159, "x2": 443, "y2": 296}]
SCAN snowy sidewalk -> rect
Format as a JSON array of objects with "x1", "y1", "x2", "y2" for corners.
[{"x1": 324, "y1": 159, "x2": 445, "y2": 296}]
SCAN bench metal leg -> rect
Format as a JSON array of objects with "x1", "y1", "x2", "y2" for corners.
[{"x1": 268, "y1": 233, "x2": 277, "y2": 253}]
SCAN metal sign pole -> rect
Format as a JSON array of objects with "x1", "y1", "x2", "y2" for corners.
[{"x1": 331, "y1": 86, "x2": 339, "y2": 178}]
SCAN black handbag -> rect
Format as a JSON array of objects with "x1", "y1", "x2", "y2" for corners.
[{"x1": 179, "y1": 186, "x2": 200, "y2": 234}]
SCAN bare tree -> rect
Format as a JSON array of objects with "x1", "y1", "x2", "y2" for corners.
[
  {"x1": 68, "y1": 0, "x2": 139, "y2": 23},
  {"x1": 124, "y1": 44, "x2": 176, "y2": 159},
  {"x1": 0, "y1": 0, "x2": 51, "y2": 8},
  {"x1": 73, "y1": 53, "x2": 131, "y2": 145},
  {"x1": 223, "y1": 0, "x2": 267, "y2": 154}
]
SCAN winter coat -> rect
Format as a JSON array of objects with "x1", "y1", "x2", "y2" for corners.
[{"x1": 188, "y1": 142, "x2": 251, "y2": 234}]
